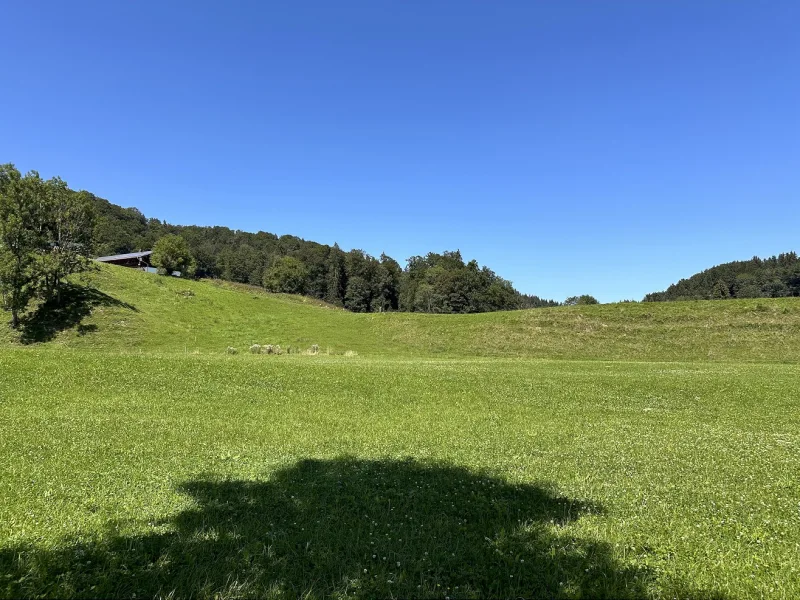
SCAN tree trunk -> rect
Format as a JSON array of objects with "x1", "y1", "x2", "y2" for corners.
[{"x1": 11, "y1": 309, "x2": 19, "y2": 329}]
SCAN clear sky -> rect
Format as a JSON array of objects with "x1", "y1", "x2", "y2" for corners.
[{"x1": 2, "y1": 1, "x2": 798, "y2": 302}]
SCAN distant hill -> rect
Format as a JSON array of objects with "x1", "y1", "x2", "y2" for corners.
[
  {"x1": 3, "y1": 264, "x2": 799, "y2": 362},
  {"x1": 89, "y1": 194, "x2": 559, "y2": 313},
  {"x1": 644, "y1": 253, "x2": 800, "y2": 302}
]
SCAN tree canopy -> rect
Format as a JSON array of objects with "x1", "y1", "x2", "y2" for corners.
[
  {"x1": 0, "y1": 164, "x2": 94, "y2": 327},
  {"x1": 151, "y1": 234, "x2": 196, "y2": 277},
  {"x1": 4, "y1": 163, "x2": 564, "y2": 317},
  {"x1": 85, "y1": 188, "x2": 558, "y2": 314},
  {"x1": 644, "y1": 253, "x2": 800, "y2": 301}
]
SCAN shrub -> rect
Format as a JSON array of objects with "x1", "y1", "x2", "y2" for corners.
[{"x1": 151, "y1": 234, "x2": 196, "y2": 278}]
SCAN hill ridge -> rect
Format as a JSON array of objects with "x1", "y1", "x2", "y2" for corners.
[{"x1": 2, "y1": 264, "x2": 799, "y2": 363}]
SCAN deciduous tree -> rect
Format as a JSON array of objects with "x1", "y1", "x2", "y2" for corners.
[{"x1": 152, "y1": 234, "x2": 196, "y2": 277}]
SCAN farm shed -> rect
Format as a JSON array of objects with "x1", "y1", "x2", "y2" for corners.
[{"x1": 95, "y1": 250, "x2": 153, "y2": 270}]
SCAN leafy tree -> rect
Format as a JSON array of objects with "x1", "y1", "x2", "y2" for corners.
[
  {"x1": 761, "y1": 280, "x2": 790, "y2": 298},
  {"x1": 344, "y1": 276, "x2": 371, "y2": 312},
  {"x1": 413, "y1": 282, "x2": 435, "y2": 313},
  {"x1": 263, "y1": 256, "x2": 308, "y2": 294},
  {"x1": 33, "y1": 180, "x2": 94, "y2": 303},
  {"x1": 151, "y1": 234, "x2": 196, "y2": 277},
  {"x1": 0, "y1": 165, "x2": 40, "y2": 328},
  {"x1": 565, "y1": 295, "x2": 599, "y2": 306},
  {"x1": 0, "y1": 166, "x2": 94, "y2": 327}
]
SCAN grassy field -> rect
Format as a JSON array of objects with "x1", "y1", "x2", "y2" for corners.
[
  {"x1": 1, "y1": 264, "x2": 799, "y2": 361},
  {"x1": 1, "y1": 266, "x2": 799, "y2": 598}
]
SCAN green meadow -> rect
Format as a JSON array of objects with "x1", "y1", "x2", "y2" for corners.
[{"x1": 1, "y1": 266, "x2": 799, "y2": 598}]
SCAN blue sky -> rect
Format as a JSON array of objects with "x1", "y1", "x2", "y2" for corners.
[{"x1": 1, "y1": 1, "x2": 798, "y2": 302}]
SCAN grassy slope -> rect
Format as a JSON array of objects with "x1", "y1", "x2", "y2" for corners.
[
  {"x1": 1, "y1": 353, "x2": 798, "y2": 598},
  {"x1": 1, "y1": 263, "x2": 799, "y2": 361},
  {"x1": 2, "y1": 266, "x2": 800, "y2": 598}
]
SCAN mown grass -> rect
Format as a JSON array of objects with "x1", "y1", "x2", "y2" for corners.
[
  {"x1": 1, "y1": 266, "x2": 799, "y2": 598},
  {"x1": 1, "y1": 351, "x2": 799, "y2": 598},
  {"x1": 1, "y1": 264, "x2": 799, "y2": 361}
]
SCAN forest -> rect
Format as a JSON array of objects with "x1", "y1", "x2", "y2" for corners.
[
  {"x1": 89, "y1": 179, "x2": 560, "y2": 313},
  {"x1": 644, "y1": 253, "x2": 800, "y2": 301}
]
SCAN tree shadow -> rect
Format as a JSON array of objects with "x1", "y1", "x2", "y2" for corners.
[
  {"x1": 0, "y1": 458, "x2": 722, "y2": 599},
  {"x1": 19, "y1": 283, "x2": 136, "y2": 344}
]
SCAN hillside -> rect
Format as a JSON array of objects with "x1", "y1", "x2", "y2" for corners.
[
  {"x1": 90, "y1": 193, "x2": 557, "y2": 313},
  {"x1": 2, "y1": 263, "x2": 799, "y2": 362},
  {"x1": 645, "y1": 252, "x2": 800, "y2": 301}
]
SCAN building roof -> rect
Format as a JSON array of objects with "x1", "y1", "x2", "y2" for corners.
[{"x1": 95, "y1": 250, "x2": 153, "y2": 262}]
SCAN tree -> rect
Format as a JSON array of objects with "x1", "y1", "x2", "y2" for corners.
[
  {"x1": 325, "y1": 244, "x2": 347, "y2": 306},
  {"x1": 0, "y1": 165, "x2": 40, "y2": 328},
  {"x1": 711, "y1": 279, "x2": 731, "y2": 299},
  {"x1": 344, "y1": 276, "x2": 371, "y2": 312},
  {"x1": 151, "y1": 234, "x2": 196, "y2": 277},
  {"x1": 33, "y1": 180, "x2": 95, "y2": 304},
  {"x1": 263, "y1": 256, "x2": 308, "y2": 294},
  {"x1": 565, "y1": 295, "x2": 599, "y2": 306}
]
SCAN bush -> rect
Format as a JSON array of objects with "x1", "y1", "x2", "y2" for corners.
[
  {"x1": 564, "y1": 295, "x2": 600, "y2": 306},
  {"x1": 151, "y1": 234, "x2": 196, "y2": 278}
]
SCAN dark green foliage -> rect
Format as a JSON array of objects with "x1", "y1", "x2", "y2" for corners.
[
  {"x1": 519, "y1": 294, "x2": 561, "y2": 308},
  {"x1": 645, "y1": 253, "x2": 800, "y2": 301},
  {"x1": 344, "y1": 275, "x2": 372, "y2": 312},
  {"x1": 325, "y1": 243, "x2": 348, "y2": 306},
  {"x1": 89, "y1": 193, "x2": 558, "y2": 312},
  {"x1": 10, "y1": 166, "x2": 559, "y2": 314},
  {"x1": 0, "y1": 165, "x2": 94, "y2": 328},
  {"x1": 263, "y1": 256, "x2": 309, "y2": 294},
  {"x1": 151, "y1": 234, "x2": 196, "y2": 277},
  {"x1": 0, "y1": 166, "x2": 39, "y2": 328},
  {"x1": 399, "y1": 251, "x2": 524, "y2": 313},
  {"x1": 564, "y1": 295, "x2": 600, "y2": 306}
]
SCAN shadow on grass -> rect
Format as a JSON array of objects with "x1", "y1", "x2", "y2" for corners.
[
  {"x1": 19, "y1": 283, "x2": 136, "y2": 344},
  {"x1": 0, "y1": 458, "x2": 722, "y2": 599}
]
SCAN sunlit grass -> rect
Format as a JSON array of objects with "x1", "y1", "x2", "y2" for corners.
[
  {"x1": 1, "y1": 266, "x2": 799, "y2": 597},
  {"x1": 1, "y1": 352, "x2": 798, "y2": 598},
  {"x1": 1, "y1": 264, "x2": 798, "y2": 361}
]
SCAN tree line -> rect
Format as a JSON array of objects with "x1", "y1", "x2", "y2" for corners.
[
  {"x1": 644, "y1": 253, "x2": 800, "y2": 301},
  {"x1": 91, "y1": 186, "x2": 567, "y2": 313},
  {"x1": 1, "y1": 164, "x2": 568, "y2": 323}
]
